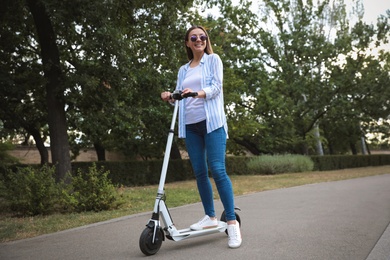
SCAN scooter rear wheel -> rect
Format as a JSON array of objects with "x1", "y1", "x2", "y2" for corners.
[
  {"x1": 220, "y1": 210, "x2": 241, "y2": 235},
  {"x1": 139, "y1": 227, "x2": 163, "y2": 256}
]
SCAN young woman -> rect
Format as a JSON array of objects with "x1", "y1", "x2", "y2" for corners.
[{"x1": 160, "y1": 25, "x2": 242, "y2": 248}]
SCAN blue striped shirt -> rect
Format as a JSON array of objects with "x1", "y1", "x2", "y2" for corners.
[{"x1": 175, "y1": 53, "x2": 228, "y2": 138}]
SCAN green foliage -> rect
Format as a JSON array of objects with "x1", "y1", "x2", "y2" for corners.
[
  {"x1": 0, "y1": 165, "x2": 62, "y2": 216},
  {"x1": 225, "y1": 156, "x2": 255, "y2": 175},
  {"x1": 310, "y1": 154, "x2": 390, "y2": 171},
  {"x1": 225, "y1": 0, "x2": 390, "y2": 155},
  {"x1": 1, "y1": 154, "x2": 390, "y2": 216},
  {"x1": 72, "y1": 160, "x2": 194, "y2": 187},
  {"x1": 70, "y1": 164, "x2": 120, "y2": 212},
  {"x1": 68, "y1": 155, "x2": 390, "y2": 185},
  {"x1": 247, "y1": 154, "x2": 314, "y2": 175},
  {"x1": 1, "y1": 0, "x2": 389, "y2": 167},
  {"x1": 0, "y1": 164, "x2": 122, "y2": 216}
]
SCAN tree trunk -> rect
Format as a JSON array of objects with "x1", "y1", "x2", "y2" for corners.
[
  {"x1": 94, "y1": 142, "x2": 106, "y2": 161},
  {"x1": 26, "y1": 126, "x2": 49, "y2": 165},
  {"x1": 350, "y1": 142, "x2": 357, "y2": 155},
  {"x1": 27, "y1": 0, "x2": 71, "y2": 182},
  {"x1": 365, "y1": 140, "x2": 371, "y2": 155}
]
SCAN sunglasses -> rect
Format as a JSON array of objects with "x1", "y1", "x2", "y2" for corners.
[{"x1": 190, "y1": 35, "x2": 208, "y2": 42}]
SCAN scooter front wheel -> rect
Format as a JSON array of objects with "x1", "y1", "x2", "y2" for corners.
[{"x1": 139, "y1": 227, "x2": 163, "y2": 256}]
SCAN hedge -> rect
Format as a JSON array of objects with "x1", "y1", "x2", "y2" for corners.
[
  {"x1": 2, "y1": 154, "x2": 390, "y2": 187},
  {"x1": 71, "y1": 154, "x2": 390, "y2": 186},
  {"x1": 310, "y1": 154, "x2": 390, "y2": 171}
]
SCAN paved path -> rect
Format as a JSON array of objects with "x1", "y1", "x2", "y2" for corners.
[{"x1": 1, "y1": 174, "x2": 390, "y2": 260}]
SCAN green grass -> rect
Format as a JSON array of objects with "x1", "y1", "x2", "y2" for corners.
[{"x1": 1, "y1": 165, "x2": 390, "y2": 243}]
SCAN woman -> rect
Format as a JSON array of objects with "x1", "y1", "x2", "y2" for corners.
[{"x1": 160, "y1": 25, "x2": 242, "y2": 249}]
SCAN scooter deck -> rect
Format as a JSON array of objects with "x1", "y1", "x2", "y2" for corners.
[{"x1": 169, "y1": 221, "x2": 227, "y2": 241}]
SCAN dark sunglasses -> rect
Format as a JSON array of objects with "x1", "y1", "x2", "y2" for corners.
[{"x1": 190, "y1": 35, "x2": 208, "y2": 42}]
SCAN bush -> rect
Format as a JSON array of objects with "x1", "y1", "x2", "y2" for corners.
[
  {"x1": 70, "y1": 163, "x2": 120, "y2": 212},
  {"x1": 247, "y1": 154, "x2": 314, "y2": 175},
  {"x1": 0, "y1": 163, "x2": 122, "y2": 216},
  {"x1": 0, "y1": 165, "x2": 63, "y2": 216}
]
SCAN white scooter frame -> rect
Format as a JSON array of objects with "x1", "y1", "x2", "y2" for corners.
[{"x1": 139, "y1": 91, "x2": 240, "y2": 256}]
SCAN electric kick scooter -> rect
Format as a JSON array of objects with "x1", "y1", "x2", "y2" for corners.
[{"x1": 139, "y1": 90, "x2": 241, "y2": 256}]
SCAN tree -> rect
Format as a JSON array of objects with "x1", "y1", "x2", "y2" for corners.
[
  {"x1": 0, "y1": 0, "x2": 50, "y2": 165},
  {"x1": 1, "y1": 0, "x2": 199, "y2": 173},
  {"x1": 25, "y1": 0, "x2": 72, "y2": 181},
  {"x1": 1, "y1": 0, "x2": 388, "y2": 169},
  {"x1": 227, "y1": 0, "x2": 390, "y2": 155},
  {"x1": 324, "y1": 17, "x2": 390, "y2": 154},
  {"x1": 189, "y1": 0, "x2": 268, "y2": 155}
]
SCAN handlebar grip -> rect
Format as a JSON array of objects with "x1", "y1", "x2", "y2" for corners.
[
  {"x1": 183, "y1": 92, "x2": 198, "y2": 98},
  {"x1": 170, "y1": 91, "x2": 198, "y2": 100}
]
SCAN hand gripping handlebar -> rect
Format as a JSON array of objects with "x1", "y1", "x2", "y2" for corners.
[{"x1": 170, "y1": 90, "x2": 198, "y2": 100}]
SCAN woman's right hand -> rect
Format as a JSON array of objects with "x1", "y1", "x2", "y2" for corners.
[{"x1": 161, "y1": 91, "x2": 172, "y2": 102}]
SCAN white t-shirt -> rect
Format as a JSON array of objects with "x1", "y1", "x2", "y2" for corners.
[{"x1": 182, "y1": 65, "x2": 206, "y2": 125}]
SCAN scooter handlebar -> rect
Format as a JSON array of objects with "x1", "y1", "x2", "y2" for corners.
[{"x1": 170, "y1": 91, "x2": 198, "y2": 100}]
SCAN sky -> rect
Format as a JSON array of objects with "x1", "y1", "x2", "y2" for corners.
[
  {"x1": 203, "y1": 0, "x2": 389, "y2": 51},
  {"x1": 205, "y1": 0, "x2": 389, "y2": 24},
  {"x1": 344, "y1": 0, "x2": 389, "y2": 51},
  {"x1": 361, "y1": 0, "x2": 390, "y2": 23}
]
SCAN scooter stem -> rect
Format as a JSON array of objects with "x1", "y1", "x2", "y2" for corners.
[{"x1": 157, "y1": 100, "x2": 179, "y2": 195}]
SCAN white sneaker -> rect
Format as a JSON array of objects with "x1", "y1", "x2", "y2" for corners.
[
  {"x1": 227, "y1": 222, "x2": 242, "y2": 248},
  {"x1": 190, "y1": 215, "x2": 218, "y2": 231}
]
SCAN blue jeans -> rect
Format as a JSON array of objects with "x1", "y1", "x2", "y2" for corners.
[{"x1": 185, "y1": 120, "x2": 236, "y2": 221}]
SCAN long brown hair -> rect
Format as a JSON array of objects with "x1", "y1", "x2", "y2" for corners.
[{"x1": 184, "y1": 25, "x2": 213, "y2": 61}]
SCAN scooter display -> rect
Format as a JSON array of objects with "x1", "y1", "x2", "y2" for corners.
[{"x1": 139, "y1": 90, "x2": 241, "y2": 256}]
